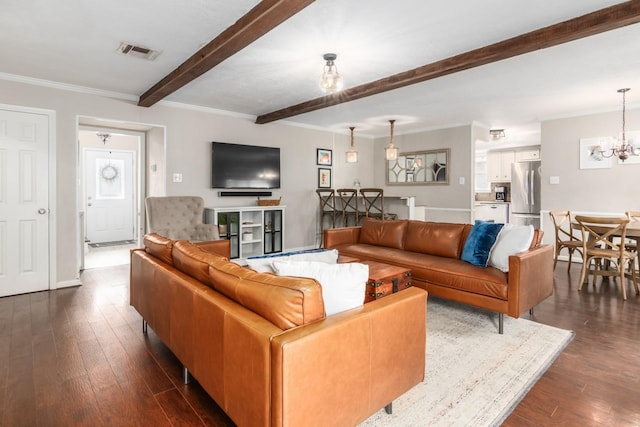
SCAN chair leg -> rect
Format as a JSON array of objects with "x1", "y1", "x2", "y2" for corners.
[
  {"x1": 567, "y1": 248, "x2": 574, "y2": 271},
  {"x1": 578, "y1": 257, "x2": 589, "y2": 290},
  {"x1": 620, "y1": 260, "x2": 627, "y2": 301},
  {"x1": 632, "y1": 262, "x2": 640, "y2": 295}
]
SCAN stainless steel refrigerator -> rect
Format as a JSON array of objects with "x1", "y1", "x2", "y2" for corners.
[{"x1": 510, "y1": 161, "x2": 541, "y2": 228}]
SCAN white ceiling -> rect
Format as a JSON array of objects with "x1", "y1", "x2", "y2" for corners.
[{"x1": 2, "y1": 0, "x2": 640, "y2": 141}]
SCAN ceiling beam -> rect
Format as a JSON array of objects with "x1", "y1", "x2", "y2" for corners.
[
  {"x1": 138, "y1": 0, "x2": 316, "y2": 108},
  {"x1": 255, "y1": 0, "x2": 640, "y2": 124}
]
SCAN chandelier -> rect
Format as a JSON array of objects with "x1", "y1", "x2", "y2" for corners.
[
  {"x1": 319, "y1": 53, "x2": 343, "y2": 94},
  {"x1": 345, "y1": 126, "x2": 358, "y2": 163},
  {"x1": 599, "y1": 88, "x2": 639, "y2": 162},
  {"x1": 385, "y1": 119, "x2": 399, "y2": 161}
]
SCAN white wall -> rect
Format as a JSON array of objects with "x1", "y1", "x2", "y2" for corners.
[
  {"x1": 372, "y1": 124, "x2": 474, "y2": 222},
  {"x1": 0, "y1": 79, "x2": 377, "y2": 285},
  {"x1": 540, "y1": 108, "x2": 640, "y2": 242}
]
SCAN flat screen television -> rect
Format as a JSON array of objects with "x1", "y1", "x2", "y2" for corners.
[{"x1": 211, "y1": 142, "x2": 281, "y2": 189}]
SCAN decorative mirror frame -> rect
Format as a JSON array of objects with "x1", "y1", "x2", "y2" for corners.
[{"x1": 386, "y1": 148, "x2": 450, "y2": 185}]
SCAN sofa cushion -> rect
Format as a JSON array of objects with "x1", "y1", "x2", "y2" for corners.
[
  {"x1": 172, "y1": 240, "x2": 227, "y2": 286},
  {"x1": 488, "y1": 224, "x2": 535, "y2": 272},
  {"x1": 208, "y1": 258, "x2": 325, "y2": 330},
  {"x1": 404, "y1": 221, "x2": 468, "y2": 258},
  {"x1": 245, "y1": 249, "x2": 339, "y2": 273},
  {"x1": 359, "y1": 219, "x2": 408, "y2": 249},
  {"x1": 144, "y1": 233, "x2": 174, "y2": 266},
  {"x1": 271, "y1": 261, "x2": 368, "y2": 316},
  {"x1": 461, "y1": 221, "x2": 504, "y2": 267}
]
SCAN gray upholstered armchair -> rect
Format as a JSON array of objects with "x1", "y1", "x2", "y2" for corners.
[{"x1": 145, "y1": 196, "x2": 220, "y2": 241}]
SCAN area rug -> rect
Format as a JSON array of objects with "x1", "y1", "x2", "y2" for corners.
[{"x1": 359, "y1": 297, "x2": 574, "y2": 427}]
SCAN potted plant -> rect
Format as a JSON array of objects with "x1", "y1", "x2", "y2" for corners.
[{"x1": 218, "y1": 214, "x2": 228, "y2": 235}]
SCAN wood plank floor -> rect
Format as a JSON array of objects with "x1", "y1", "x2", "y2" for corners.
[{"x1": 0, "y1": 261, "x2": 638, "y2": 426}]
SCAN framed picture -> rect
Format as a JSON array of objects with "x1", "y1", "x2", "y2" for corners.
[
  {"x1": 318, "y1": 168, "x2": 332, "y2": 188},
  {"x1": 317, "y1": 148, "x2": 333, "y2": 166},
  {"x1": 579, "y1": 137, "x2": 613, "y2": 169}
]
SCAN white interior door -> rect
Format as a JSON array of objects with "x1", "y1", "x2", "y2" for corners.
[
  {"x1": 0, "y1": 108, "x2": 50, "y2": 297},
  {"x1": 84, "y1": 149, "x2": 134, "y2": 244}
]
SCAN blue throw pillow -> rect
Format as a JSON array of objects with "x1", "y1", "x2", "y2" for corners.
[{"x1": 461, "y1": 221, "x2": 504, "y2": 267}]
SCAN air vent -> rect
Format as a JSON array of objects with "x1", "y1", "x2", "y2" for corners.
[{"x1": 116, "y1": 42, "x2": 160, "y2": 61}]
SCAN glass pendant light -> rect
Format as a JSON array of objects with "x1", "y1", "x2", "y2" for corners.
[
  {"x1": 346, "y1": 126, "x2": 358, "y2": 163},
  {"x1": 385, "y1": 119, "x2": 398, "y2": 161}
]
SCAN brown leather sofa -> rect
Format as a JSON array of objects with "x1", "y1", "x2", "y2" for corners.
[
  {"x1": 130, "y1": 233, "x2": 427, "y2": 427},
  {"x1": 324, "y1": 219, "x2": 553, "y2": 333}
]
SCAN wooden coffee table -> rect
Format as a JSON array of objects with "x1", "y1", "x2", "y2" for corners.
[{"x1": 361, "y1": 260, "x2": 412, "y2": 303}]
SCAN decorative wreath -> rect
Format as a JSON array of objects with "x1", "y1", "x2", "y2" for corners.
[{"x1": 100, "y1": 164, "x2": 119, "y2": 182}]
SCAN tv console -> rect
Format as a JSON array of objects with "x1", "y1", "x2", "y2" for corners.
[{"x1": 204, "y1": 206, "x2": 285, "y2": 260}]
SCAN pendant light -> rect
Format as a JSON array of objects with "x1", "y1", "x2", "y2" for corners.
[
  {"x1": 385, "y1": 119, "x2": 398, "y2": 161},
  {"x1": 319, "y1": 53, "x2": 343, "y2": 94},
  {"x1": 346, "y1": 126, "x2": 358, "y2": 163}
]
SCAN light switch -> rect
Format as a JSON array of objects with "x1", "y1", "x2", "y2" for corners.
[
  {"x1": 549, "y1": 176, "x2": 560, "y2": 185},
  {"x1": 459, "y1": 177, "x2": 465, "y2": 185},
  {"x1": 172, "y1": 173, "x2": 183, "y2": 183}
]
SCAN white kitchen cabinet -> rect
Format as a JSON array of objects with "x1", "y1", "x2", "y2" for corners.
[
  {"x1": 474, "y1": 203, "x2": 509, "y2": 224},
  {"x1": 487, "y1": 151, "x2": 515, "y2": 182},
  {"x1": 515, "y1": 148, "x2": 540, "y2": 161}
]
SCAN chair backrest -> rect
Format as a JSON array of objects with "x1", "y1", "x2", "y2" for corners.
[
  {"x1": 574, "y1": 215, "x2": 630, "y2": 254},
  {"x1": 316, "y1": 189, "x2": 336, "y2": 213},
  {"x1": 145, "y1": 196, "x2": 206, "y2": 240},
  {"x1": 549, "y1": 210, "x2": 579, "y2": 243},
  {"x1": 336, "y1": 189, "x2": 358, "y2": 214},
  {"x1": 626, "y1": 211, "x2": 640, "y2": 222},
  {"x1": 359, "y1": 188, "x2": 384, "y2": 217}
]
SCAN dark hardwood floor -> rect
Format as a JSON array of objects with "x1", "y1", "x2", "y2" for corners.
[{"x1": 0, "y1": 261, "x2": 638, "y2": 426}]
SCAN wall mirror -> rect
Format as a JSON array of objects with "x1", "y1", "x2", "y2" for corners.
[{"x1": 386, "y1": 149, "x2": 450, "y2": 185}]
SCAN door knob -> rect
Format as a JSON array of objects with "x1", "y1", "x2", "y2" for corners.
[{"x1": 38, "y1": 208, "x2": 47, "y2": 214}]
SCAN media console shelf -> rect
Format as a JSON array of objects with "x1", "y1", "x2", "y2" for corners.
[{"x1": 204, "y1": 206, "x2": 285, "y2": 260}]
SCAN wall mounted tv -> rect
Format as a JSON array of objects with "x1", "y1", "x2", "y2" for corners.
[{"x1": 211, "y1": 142, "x2": 281, "y2": 189}]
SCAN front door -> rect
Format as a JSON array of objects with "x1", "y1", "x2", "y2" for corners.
[
  {"x1": 0, "y1": 108, "x2": 50, "y2": 297},
  {"x1": 84, "y1": 148, "x2": 135, "y2": 244}
]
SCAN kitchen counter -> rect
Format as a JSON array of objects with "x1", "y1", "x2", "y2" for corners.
[{"x1": 474, "y1": 202, "x2": 509, "y2": 223}]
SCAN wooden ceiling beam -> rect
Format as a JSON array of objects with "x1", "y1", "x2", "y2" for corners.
[
  {"x1": 138, "y1": 0, "x2": 316, "y2": 107},
  {"x1": 255, "y1": 0, "x2": 640, "y2": 124}
]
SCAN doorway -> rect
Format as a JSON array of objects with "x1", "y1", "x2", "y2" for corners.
[{"x1": 79, "y1": 127, "x2": 142, "y2": 269}]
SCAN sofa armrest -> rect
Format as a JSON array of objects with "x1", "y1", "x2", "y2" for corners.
[
  {"x1": 323, "y1": 226, "x2": 362, "y2": 248},
  {"x1": 194, "y1": 239, "x2": 231, "y2": 258},
  {"x1": 270, "y1": 287, "x2": 426, "y2": 427},
  {"x1": 506, "y1": 244, "x2": 554, "y2": 317}
]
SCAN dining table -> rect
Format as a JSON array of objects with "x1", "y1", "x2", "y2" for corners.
[{"x1": 571, "y1": 219, "x2": 640, "y2": 238}]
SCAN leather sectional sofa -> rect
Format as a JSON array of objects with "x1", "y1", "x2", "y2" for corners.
[
  {"x1": 324, "y1": 219, "x2": 553, "y2": 333},
  {"x1": 130, "y1": 233, "x2": 427, "y2": 427}
]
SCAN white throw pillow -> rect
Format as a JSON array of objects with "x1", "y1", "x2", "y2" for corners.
[
  {"x1": 271, "y1": 260, "x2": 368, "y2": 316},
  {"x1": 245, "y1": 249, "x2": 339, "y2": 273},
  {"x1": 488, "y1": 224, "x2": 535, "y2": 272}
]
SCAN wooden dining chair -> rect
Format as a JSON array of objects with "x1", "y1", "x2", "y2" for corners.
[
  {"x1": 336, "y1": 188, "x2": 360, "y2": 227},
  {"x1": 625, "y1": 211, "x2": 640, "y2": 275},
  {"x1": 359, "y1": 188, "x2": 397, "y2": 222},
  {"x1": 316, "y1": 188, "x2": 338, "y2": 230},
  {"x1": 549, "y1": 210, "x2": 584, "y2": 271},
  {"x1": 575, "y1": 215, "x2": 639, "y2": 300}
]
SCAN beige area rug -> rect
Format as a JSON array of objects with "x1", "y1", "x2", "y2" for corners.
[{"x1": 360, "y1": 297, "x2": 574, "y2": 427}]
